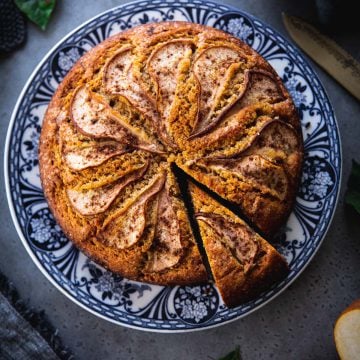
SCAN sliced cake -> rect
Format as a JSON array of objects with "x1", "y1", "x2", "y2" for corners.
[
  {"x1": 188, "y1": 182, "x2": 289, "y2": 307},
  {"x1": 39, "y1": 21, "x2": 302, "y2": 289}
]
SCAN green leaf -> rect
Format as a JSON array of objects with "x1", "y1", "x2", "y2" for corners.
[
  {"x1": 15, "y1": 0, "x2": 56, "y2": 31},
  {"x1": 345, "y1": 191, "x2": 360, "y2": 214},
  {"x1": 345, "y1": 160, "x2": 360, "y2": 215},
  {"x1": 218, "y1": 347, "x2": 241, "y2": 360}
]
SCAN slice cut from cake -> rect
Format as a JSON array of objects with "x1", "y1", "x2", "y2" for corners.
[{"x1": 188, "y1": 182, "x2": 289, "y2": 307}]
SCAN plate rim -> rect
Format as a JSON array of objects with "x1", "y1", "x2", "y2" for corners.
[{"x1": 4, "y1": 0, "x2": 342, "y2": 333}]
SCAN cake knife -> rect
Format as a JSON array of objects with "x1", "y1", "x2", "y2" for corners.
[{"x1": 282, "y1": 13, "x2": 360, "y2": 101}]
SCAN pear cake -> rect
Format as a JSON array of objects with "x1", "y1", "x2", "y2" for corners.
[{"x1": 39, "y1": 21, "x2": 303, "y2": 307}]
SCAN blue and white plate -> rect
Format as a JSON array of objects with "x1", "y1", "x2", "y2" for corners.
[{"x1": 4, "y1": 0, "x2": 341, "y2": 332}]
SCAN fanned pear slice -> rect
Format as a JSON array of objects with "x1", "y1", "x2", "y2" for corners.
[
  {"x1": 231, "y1": 118, "x2": 302, "y2": 175},
  {"x1": 142, "y1": 167, "x2": 207, "y2": 285},
  {"x1": 143, "y1": 182, "x2": 182, "y2": 273},
  {"x1": 103, "y1": 46, "x2": 158, "y2": 123},
  {"x1": 203, "y1": 154, "x2": 289, "y2": 201},
  {"x1": 188, "y1": 183, "x2": 288, "y2": 308},
  {"x1": 71, "y1": 85, "x2": 163, "y2": 153},
  {"x1": 58, "y1": 116, "x2": 132, "y2": 171},
  {"x1": 185, "y1": 103, "x2": 274, "y2": 153},
  {"x1": 178, "y1": 156, "x2": 291, "y2": 236},
  {"x1": 103, "y1": 46, "x2": 176, "y2": 149},
  {"x1": 190, "y1": 66, "x2": 286, "y2": 139},
  {"x1": 194, "y1": 118, "x2": 301, "y2": 176},
  {"x1": 178, "y1": 118, "x2": 302, "y2": 235},
  {"x1": 63, "y1": 141, "x2": 129, "y2": 171},
  {"x1": 92, "y1": 167, "x2": 207, "y2": 285},
  {"x1": 66, "y1": 161, "x2": 148, "y2": 216},
  {"x1": 191, "y1": 45, "x2": 247, "y2": 137},
  {"x1": 147, "y1": 39, "x2": 194, "y2": 139},
  {"x1": 99, "y1": 172, "x2": 166, "y2": 250},
  {"x1": 80, "y1": 172, "x2": 166, "y2": 280},
  {"x1": 232, "y1": 69, "x2": 285, "y2": 110}
]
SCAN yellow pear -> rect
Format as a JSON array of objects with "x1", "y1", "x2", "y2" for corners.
[{"x1": 334, "y1": 299, "x2": 360, "y2": 360}]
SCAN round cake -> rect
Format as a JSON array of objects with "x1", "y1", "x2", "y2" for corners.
[{"x1": 39, "y1": 21, "x2": 303, "y2": 305}]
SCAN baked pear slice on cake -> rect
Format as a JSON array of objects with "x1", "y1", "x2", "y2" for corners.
[
  {"x1": 178, "y1": 109, "x2": 303, "y2": 237},
  {"x1": 188, "y1": 182, "x2": 289, "y2": 307}
]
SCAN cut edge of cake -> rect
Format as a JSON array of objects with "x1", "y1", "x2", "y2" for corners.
[{"x1": 188, "y1": 181, "x2": 289, "y2": 308}]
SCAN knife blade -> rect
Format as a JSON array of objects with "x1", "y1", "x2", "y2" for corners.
[{"x1": 282, "y1": 13, "x2": 360, "y2": 101}]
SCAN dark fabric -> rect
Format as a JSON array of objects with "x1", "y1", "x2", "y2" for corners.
[
  {"x1": 0, "y1": 272, "x2": 73, "y2": 360},
  {"x1": 0, "y1": 0, "x2": 26, "y2": 53},
  {"x1": 0, "y1": 292, "x2": 60, "y2": 360}
]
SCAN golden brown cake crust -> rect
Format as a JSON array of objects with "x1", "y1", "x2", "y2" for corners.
[
  {"x1": 39, "y1": 21, "x2": 302, "y2": 287},
  {"x1": 189, "y1": 183, "x2": 289, "y2": 307}
]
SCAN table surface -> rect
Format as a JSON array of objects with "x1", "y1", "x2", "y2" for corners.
[{"x1": 1, "y1": 1, "x2": 360, "y2": 359}]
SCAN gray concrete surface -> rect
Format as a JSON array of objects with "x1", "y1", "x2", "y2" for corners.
[{"x1": 1, "y1": 1, "x2": 359, "y2": 359}]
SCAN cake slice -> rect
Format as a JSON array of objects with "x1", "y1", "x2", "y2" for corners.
[{"x1": 188, "y1": 182, "x2": 289, "y2": 307}]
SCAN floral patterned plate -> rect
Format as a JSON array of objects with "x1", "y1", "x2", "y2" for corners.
[{"x1": 4, "y1": 0, "x2": 341, "y2": 332}]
